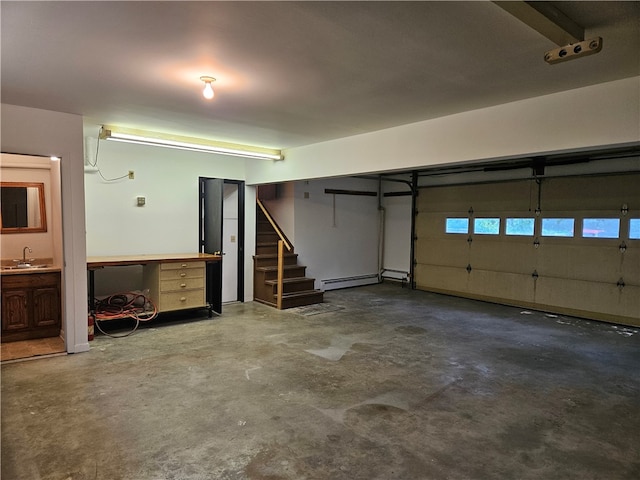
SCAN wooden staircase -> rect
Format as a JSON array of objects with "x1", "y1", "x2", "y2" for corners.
[{"x1": 253, "y1": 202, "x2": 324, "y2": 309}]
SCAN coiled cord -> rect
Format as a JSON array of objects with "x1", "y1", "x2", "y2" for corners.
[{"x1": 93, "y1": 292, "x2": 158, "y2": 338}]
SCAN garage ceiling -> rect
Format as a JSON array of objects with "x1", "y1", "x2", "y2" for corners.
[{"x1": 1, "y1": 1, "x2": 638, "y2": 149}]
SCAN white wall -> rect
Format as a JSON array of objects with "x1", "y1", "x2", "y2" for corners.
[
  {"x1": 381, "y1": 180, "x2": 412, "y2": 281},
  {"x1": 292, "y1": 177, "x2": 380, "y2": 290},
  {"x1": 1, "y1": 104, "x2": 88, "y2": 353},
  {"x1": 245, "y1": 77, "x2": 640, "y2": 185},
  {"x1": 264, "y1": 177, "x2": 412, "y2": 289},
  {"x1": 83, "y1": 130, "x2": 256, "y2": 301}
]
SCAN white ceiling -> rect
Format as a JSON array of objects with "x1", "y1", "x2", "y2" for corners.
[{"x1": 2, "y1": 1, "x2": 639, "y2": 150}]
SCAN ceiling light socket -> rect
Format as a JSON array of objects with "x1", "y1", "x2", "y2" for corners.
[{"x1": 200, "y1": 76, "x2": 216, "y2": 99}]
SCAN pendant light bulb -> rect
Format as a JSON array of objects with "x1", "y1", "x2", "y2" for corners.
[{"x1": 200, "y1": 76, "x2": 216, "y2": 100}]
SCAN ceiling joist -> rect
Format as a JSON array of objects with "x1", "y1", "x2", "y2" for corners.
[{"x1": 494, "y1": 1, "x2": 584, "y2": 45}]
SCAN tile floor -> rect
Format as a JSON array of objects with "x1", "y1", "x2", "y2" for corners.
[{"x1": 0, "y1": 336, "x2": 66, "y2": 363}]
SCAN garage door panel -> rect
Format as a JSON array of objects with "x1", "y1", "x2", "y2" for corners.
[
  {"x1": 620, "y1": 247, "x2": 640, "y2": 284},
  {"x1": 535, "y1": 277, "x2": 640, "y2": 319},
  {"x1": 537, "y1": 245, "x2": 625, "y2": 281},
  {"x1": 543, "y1": 175, "x2": 640, "y2": 211},
  {"x1": 419, "y1": 181, "x2": 532, "y2": 213},
  {"x1": 415, "y1": 239, "x2": 469, "y2": 266},
  {"x1": 415, "y1": 264, "x2": 469, "y2": 292},
  {"x1": 467, "y1": 270, "x2": 534, "y2": 303},
  {"x1": 469, "y1": 240, "x2": 536, "y2": 273}
]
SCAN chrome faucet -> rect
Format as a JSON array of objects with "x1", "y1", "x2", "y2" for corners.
[{"x1": 22, "y1": 246, "x2": 32, "y2": 264}]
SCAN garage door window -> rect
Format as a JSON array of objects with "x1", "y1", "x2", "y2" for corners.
[
  {"x1": 445, "y1": 218, "x2": 469, "y2": 234},
  {"x1": 505, "y1": 218, "x2": 535, "y2": 236},
  {"x1": 474, "y1": 218, "x2": 500, "y2": 235},
  {"x1": 582, "y1": 218, "x2": 620, "y2": 238},
  {"x1": 541, "y1": 218, "x2": 574, "y2": 237},
  {"x1": 630, "y1": 219, "x2": 640, "y2": 240}
]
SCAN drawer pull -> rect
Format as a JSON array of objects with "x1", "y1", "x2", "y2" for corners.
[
  {"x1": 180, "y1": 273, "x2": 186, "y2": 277},
  {"x1": 180, "y1": 283, "x2": 186, "y2": 288},
  {"x1": 181, "y1": 263, "x2": 187, "y2": 268},
  {"x1": 180, "y1": 297, "x2": 186, "y2": 302}
]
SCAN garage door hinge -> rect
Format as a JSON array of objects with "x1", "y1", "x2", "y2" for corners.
[
  {"x1": 468, "y1": 207, "x2": 474, "y2": 216},
  {"x1": 467, "y1": 235, "x2": 473, "y2": 244},
  {"x1": 617, "y1": 278, "x2": 625, "y2": 289},
  {"x1": 532, "y1": 270, "x2": 539, "y2": 279},
  {"x1": 619, "y1": 241, "x2": 627, "y2": 253},
  {"x1": 466, "y1": 264, "x2": 472, "y2": 273}
]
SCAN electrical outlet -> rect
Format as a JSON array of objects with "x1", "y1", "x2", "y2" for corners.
[{"x1": 128, "y1": 170, "x2": 135, "y2": 180}]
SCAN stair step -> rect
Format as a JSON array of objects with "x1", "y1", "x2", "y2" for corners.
[
  {"x1": 254, "y1": 253, "x2": 297, "y2": 260},
  {"x1": 278, "y1": 290, "x2": 325, "y2": 309},
  {"x1": 256, "y1": 265, "x2": 306, "y2": 272},
  {"x1": 265, "y1": 277, "x2": 316, "y2": 293},
  {"x1": 256, "y1": 264, "x2": 307, "y2": 281},
  {"x1": 257, "y1": 232, "x2": 280, "y2": 241},
  {"x1": 264, "y1": 277, "x2": 314, "y2": 285},
  {"x1": 256, "y1": 290, "x2": 324, "y2": 309},
  {"x1": 254, "y1": 253, "x2": 298, "y2": 267},
  {"x1": 256, "y1": 243, "x2": 279, "y2": 255}
]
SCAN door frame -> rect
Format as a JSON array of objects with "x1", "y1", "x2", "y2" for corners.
[{"x1": 199, "y1": 177, "x2": 245, "y2": 308}]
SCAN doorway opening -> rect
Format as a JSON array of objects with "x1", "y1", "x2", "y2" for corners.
[{"x1": 199, "y1": 178, "x2": 245, "y2": 313}]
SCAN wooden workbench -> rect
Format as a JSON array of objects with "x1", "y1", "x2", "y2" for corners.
[{"x1": 87, "y1": 253, "x2": 221, "y2": 317}]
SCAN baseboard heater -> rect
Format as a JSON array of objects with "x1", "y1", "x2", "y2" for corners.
[
  {"x1": 321, "y1": 274, "x2": 379, "y2": 291},
  {"x1": 380, "y1": 269, "x2": 409, "y2": 281}
]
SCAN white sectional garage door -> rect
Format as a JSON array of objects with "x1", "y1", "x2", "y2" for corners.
[{"x1": 415, "y1": 173, "x2": 640, "y2": 326}]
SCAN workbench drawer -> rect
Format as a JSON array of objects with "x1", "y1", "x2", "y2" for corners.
[
  {"x1": 159, "y1": 266, "x2": 204, "y2": 281},
  {"x1": 158, "y1": 290, "x2": 206, "y2": 312},
  {"x1": 161, "y1": 261, "x2": 205, "y2": 271},
  {"x1": 160, "y1": 277, "x2": 205, "y2": 292}
]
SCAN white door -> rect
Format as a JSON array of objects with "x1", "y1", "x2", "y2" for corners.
[{"x1": 222, "y1": 183, "x2": 239, "y2": 303}]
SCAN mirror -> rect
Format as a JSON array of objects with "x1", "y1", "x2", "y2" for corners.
[{"x1": 0, "y1": 182, "x2": 47, "y2": 233}]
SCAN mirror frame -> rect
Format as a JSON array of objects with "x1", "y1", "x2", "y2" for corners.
[{"x1": 0, "y1": 181, "x2": 48, "y2": 234}]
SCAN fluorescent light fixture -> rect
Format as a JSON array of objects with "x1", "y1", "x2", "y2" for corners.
[{"x1": 99, "y1": 126, "x2": 283, "y2": 160}]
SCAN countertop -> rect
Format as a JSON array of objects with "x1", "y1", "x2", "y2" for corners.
[
  {"x1": 87, "y1": 252, "x2": 221, "y2": 268},
  {"x1": 0, "y1": 265, "x2": 61, "y2": 276},
  {"x1": 0, "y1": 257, "x2": 60, "y2": 276}
]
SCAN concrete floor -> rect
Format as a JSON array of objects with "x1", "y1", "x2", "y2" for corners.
[{"x1": 2, "y1": 283, "x2": 639, "y2": 480}]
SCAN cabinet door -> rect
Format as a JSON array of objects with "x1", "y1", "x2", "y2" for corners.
[
  {"x1": 32, "y1": 287, "x2": 61, "y2": 328},
  {"x1": 1, "y1": 289, "x2": 29, "y2": 331}
]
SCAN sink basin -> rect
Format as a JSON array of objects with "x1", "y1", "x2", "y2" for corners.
[{"x1": 1, "y1": 264, "x2": 50, "y2": 271}]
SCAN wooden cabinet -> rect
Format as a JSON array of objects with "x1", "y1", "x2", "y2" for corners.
[
  {"x1": 1, "y1": 272, "x2": 61, "y2": 342},
  {"x1": 143, "y1": 261, "x2": 207, "y2": 313}
]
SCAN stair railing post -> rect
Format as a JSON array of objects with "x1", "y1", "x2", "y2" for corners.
[{"x1": 277, "y1": 240, "x2": 284, "y2": 310}]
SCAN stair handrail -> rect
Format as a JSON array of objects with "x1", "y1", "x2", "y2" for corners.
[{"x1": 257, "y1": 198, "x2": 293, "y2": 252}]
